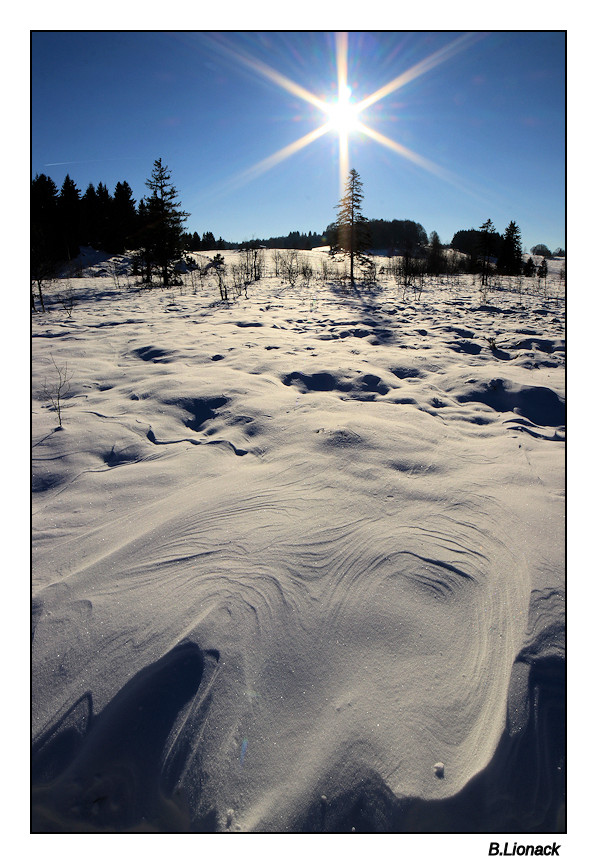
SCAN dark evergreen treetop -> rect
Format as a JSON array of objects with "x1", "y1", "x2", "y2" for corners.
[
  {"x1": 497, "y1": 220, "x2": 523, "y2": 275},
  {"x1": 111, "y1": 181, "x2": 137, "y2": 253},
  {"x1": 31, "y1": 174, "x2": 61, "y2": 286},
  {"x1": 80, "y1": 183, "x2": 99, "y2": 247},
  {"x1": 426, "y1": 230, "x2": 445, "y2": 275},
  {"x1": 31, "y1": 173, "x2": 59, "y2": 217},
  {"x1": 57, "y1": 175, "x2": 82, "y2": 260}
]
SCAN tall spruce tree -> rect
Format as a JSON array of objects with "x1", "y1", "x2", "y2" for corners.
[
  {"x1": 498, "y1": 220, "x2": 523, "y2": 275},
  {"x1": 427, "y1": 230, "x2": 445, "y2": 276},
  {"x1": 80, "y1": 183, "x2": 99, "y2": 248},
  {"x1": 31, "y1": 173, "x2": 60, "y2": 310},
  {"x1": 142, "y1": 158, "x2": 189, "y2": 286},
  {"x1": 94, "y1": 182, "x2": 113, "y2": 251},
  {"x1": 110, "y1": 181, "x2": 137, "y2": 253},
  {"x1": 58, "y1": 174, "x2": 82, "y2": 260},
  {"x1": 331, "y1": 168, "x2": 370, "y2": 287},
  {"x1": 202, "y1": 231, "x2": 216, "y2": 250},
  {"x1": 134, "y1": 199, "x2": 153, "y2": 282}
]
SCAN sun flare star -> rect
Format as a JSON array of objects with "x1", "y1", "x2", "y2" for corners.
[
  {"x1": 325, "y1": 86, "x2": 361, "y2": 137},
  {"x1": 210, "y1": 32, "x2": 483, "y2": 197}
]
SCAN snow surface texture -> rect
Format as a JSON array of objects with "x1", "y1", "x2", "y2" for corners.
[{"x1": 31, "y1": 250, "x2": 565, "y2": 832}]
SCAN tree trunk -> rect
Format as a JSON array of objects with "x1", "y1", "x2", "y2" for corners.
[
  {"x1": 350, "y1": 209, "x2": 355, "y2": 286},
  {"x1": 36, "y1": 280, "x2": 46, "y2": 312}
]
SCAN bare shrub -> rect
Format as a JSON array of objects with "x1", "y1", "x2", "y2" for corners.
[
  {"x1": 39, "y1": 357, "x2": 73, "y2": 428},
  {"x1": 107, "y1": 259, "x2": 122, "y2": 292},
  {"x1": 238, "y1": 246, "x2": 265, "y2": 283},
  {"x1": 300, "y1": 256, "x2": 314, "y2": 287},
  {"x1": 272, "y1": 249, "x2": 282, "y2": 278},
  {"x1": 217, "y1": 269, "x2": 229, "y2": 302},
  {"x1": 58, "y1": 284, "x2": 76, "y2": 317},
  {"x1": 32, "y1": 275, "x2": 53, "y2": 313},
  {"x1": 280, "y1": 251, "x2": 299, "y2": 286},
  {"x1": 230, "y1": 263, "x2": 244, "y2": 297}
]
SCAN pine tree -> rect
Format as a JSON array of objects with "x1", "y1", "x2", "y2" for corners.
[
  {"x1": 94, "y1": 182, "x2": 113, "y2": 251},
  {"x1": 331, "y1": 168, "x2": 371, "y2": 287},
  {"x1": 58, "y1": 174, "x2": 82, "y2": 260},
  {"x1": 202, "y1": 231, "x2": 215, "y2": 250},
  {"x1": 111, "y1": 181, "x2": 137, "y2": 253},
  {"x1": 478, "y1": 218, "x2": 496, "y2": 286},
  {"x1": 80, "y1": 183, "x2": 99, "y2": 248},
  {"x1": 142, "y1": 158, "x2": 189, "y2": 286},
  {"x1": 427, "y1": 230, "x2": 445, "y2": 276},
  {"x1": 134, "y1": 199, "x2": 153, "y2": 283},
  {"x1": 31, "y1": 174, "x2": 60, "y2": 310},
  {"x1": 498, "y1": 220, "x2": 523, "y2": 275},
  {"x1": 523, "y1": 256, "x2": 536, "y2": 277}
]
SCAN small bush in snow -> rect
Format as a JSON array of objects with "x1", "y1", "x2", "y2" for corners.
[
  {"x1": 39, "y1": 357, "x2": 73, "y2": 428},
  {"x1": 280, "y1": 251, "x2": 299, "y2": 286}
]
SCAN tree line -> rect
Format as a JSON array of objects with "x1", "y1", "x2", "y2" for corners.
[
  {"x1": 182, "y1": 231, "x2": 235, "y2": 251},
  {"x1": 182, "y1": 229, "x2": 329, "y2": 251},
  {"x1": 32, "y1": 159, "x2": 563, "y2": 300},
  {"x1": 32, "y1": 173, "x2": 139, "y2": 265},
  {"x1": 451, "y1": 225, "x2": 564, "y2": 270},
  {"x1": 31, "y1": 159, "x2": 196, "y2": 306}
]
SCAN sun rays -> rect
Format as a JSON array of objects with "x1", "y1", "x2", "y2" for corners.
[{"x1": 210, "y1": 32, "x2": 483, "y2": 198}]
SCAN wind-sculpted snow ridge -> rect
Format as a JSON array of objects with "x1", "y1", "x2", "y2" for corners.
[{"x1": 31, "y1": 254, "x2": 564, "y2": 832}]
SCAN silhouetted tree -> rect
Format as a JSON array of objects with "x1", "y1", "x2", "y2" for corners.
[
  {"x1": 451, "y1": 228, "x2": 482, "y2": 258},
  {"x1": 110, "y1": 181, "x2": 137, "y2": 253},
  {"x1": 183, "y1": 231, "x2": 201, "y2": 250},
  {"x1": 531, "y1": 243, "x2": 552, "y2": 258},
  {"x1": 93, "y1": 182, "x2": 113, "y2": 250},
  {"x1": 426, "y1": 230, "x2": 445, "y2": 275},
  {"x1": 31, "y1": 173, "x2": 60, "y2": 311},
  {"x1": 58, "y1": 174, "x2": 82, "y2": 260},
  {"x1": 141, "y1": 158, "x2": 189, "y2": 286},
  {"x1": 202, "y1": 231, "x2": 216, "y2": 250},
  {"x1": 537, "y1": 258, "x2": 548, "y2": 287},
  {"x1": 523, "y1": 256, "x2": 536, "y2": 277},
  {"x1": 498, "y1": 220, "x2": 523, "y2": 275},
  {"x1": 80, "y1": 183, "x2": 99, "y2": 247},
  {"x1": 331, "y1": 168, "x2": 371, "y2": 287}
]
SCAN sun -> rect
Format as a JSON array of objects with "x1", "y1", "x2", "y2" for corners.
[
  {"x1": 325, "y1": 85, "x2": 361, "y2": 135},
  {"x1": 211, "y1": 31, "x2": 481, "y2": 196}
]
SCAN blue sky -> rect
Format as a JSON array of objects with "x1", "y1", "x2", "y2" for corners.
[{"x1": 31, "y1": 31, "x2": 565, "y2": 251}]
